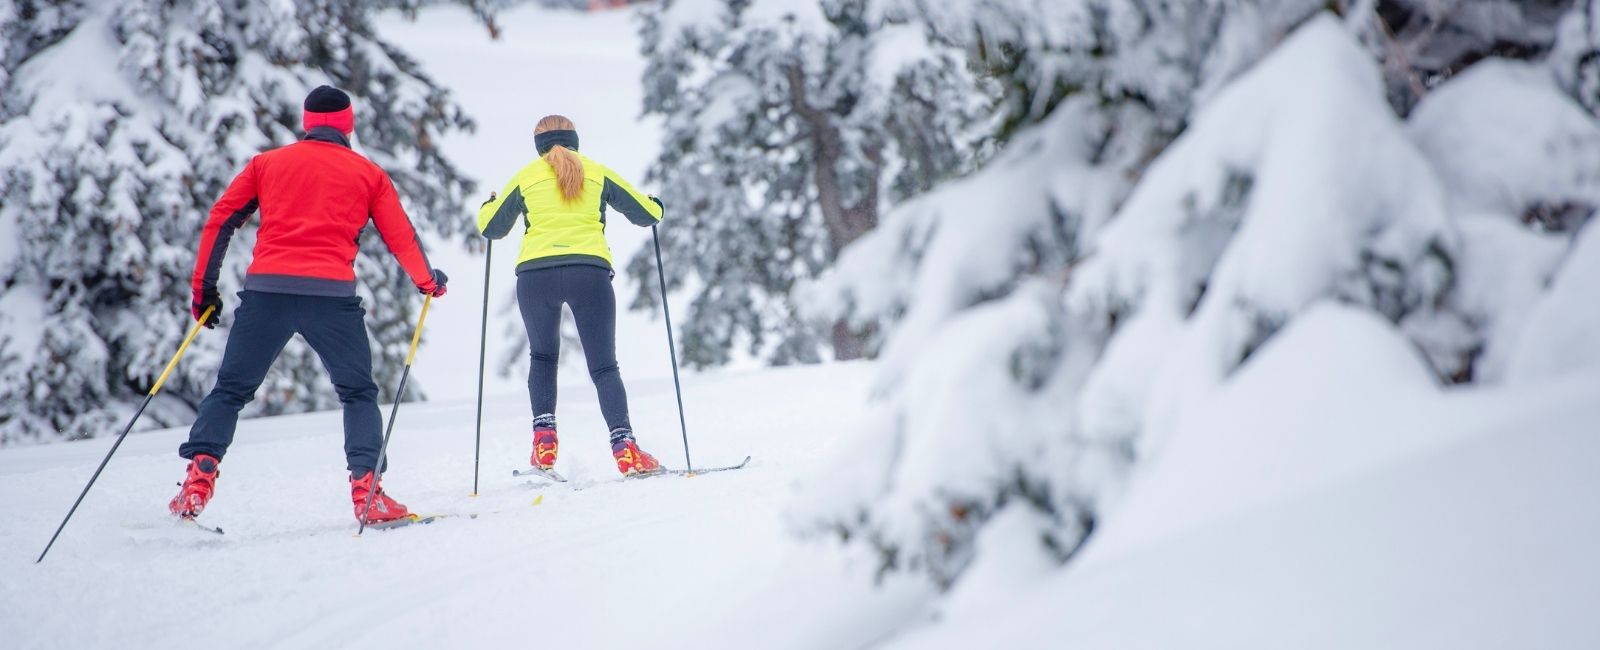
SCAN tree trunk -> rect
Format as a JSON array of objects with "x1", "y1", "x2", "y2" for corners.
[{"x1": 786, "y1": 63, "x2": 878, "y2": 359}]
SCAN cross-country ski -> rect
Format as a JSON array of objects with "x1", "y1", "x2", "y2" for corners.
[
  {"x1": 5, "y1": 1, "x2": 1599, "y2": 649},
  {"x1": 514, "y1": 455, "x2": 749, "y2": 482},
  {"x1": 178, "y1": 517, "x2": 225, "y2": 536},
  {"x1": 366, "y1": 514, "x2": 465, "y2": 531},
  {"x1": 511, "y1": 465, "x2": 569, "y2": 482}
]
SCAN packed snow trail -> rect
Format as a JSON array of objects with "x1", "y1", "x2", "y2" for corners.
[{"x1": 0, "y1": 362, "x2": 929, "y2": 649}]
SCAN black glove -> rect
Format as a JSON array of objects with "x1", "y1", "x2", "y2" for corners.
[
  {"x1": 192, "y1": 290, "x2": 223, "y2": 329},
  {"x1": 419, "y1": 268, "x2": 449, "y2": 298}
]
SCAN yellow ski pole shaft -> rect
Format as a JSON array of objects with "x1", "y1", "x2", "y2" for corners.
[
  {"x1": 358, "y1": 296, "x2": 431, "y2": 535},
  {"x1": 37, "y1": 307, "x2": 215, "y2": 563}
]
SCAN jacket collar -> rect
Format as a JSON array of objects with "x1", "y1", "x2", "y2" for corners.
[{"x1": 303, "y1": 126, "x2": 351, "y2": 148}]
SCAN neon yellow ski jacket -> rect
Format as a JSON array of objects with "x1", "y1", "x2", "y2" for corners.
[{"x1": 477, "y1": 152, "x2": 663, "y2": 271}]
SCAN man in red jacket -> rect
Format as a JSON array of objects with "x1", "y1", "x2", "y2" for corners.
[{"x1": 170, "y1": 86, "x2": 447, "y2": 525}]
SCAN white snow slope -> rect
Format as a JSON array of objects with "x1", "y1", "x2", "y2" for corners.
[
  {"x1": 889, "y1": 304, "x2": 1600, "y2": 649},
  {"x1": 1, "y1": 361, "x2": 931, "y2": 649}
]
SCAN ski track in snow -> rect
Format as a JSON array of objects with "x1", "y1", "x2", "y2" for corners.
[{"x1": 1, "y1": 362, "x2": 929, "y2": 649}]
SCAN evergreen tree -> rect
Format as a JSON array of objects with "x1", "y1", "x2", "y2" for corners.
[
  {"x1": 0, "y1": 0, "x2": 480, "y2": 444},
  {"x1": 628, "y1": 0, "x2": 995, "y2": 367},
  {"x1": 794, "y1": 0, "x2": 1599, "y2": 590}
]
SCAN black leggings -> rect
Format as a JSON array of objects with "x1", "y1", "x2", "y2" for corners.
[{"x1": 516, "y1": 265, "x2": 631, "y2": 432}]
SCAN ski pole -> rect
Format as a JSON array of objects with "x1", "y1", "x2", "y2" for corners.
[
  {"x1": 472, "y1": 241, "x2": 492, "y2": 496},
  {"x1": 358, "y1": 295, "x2": 431, "y2": 534},
  {"x1": 651, "y1": 225, "x2": 693, "y2": 473},
  {"x1": 37, "y1": 306, "x2": 215, "y2": 564}
]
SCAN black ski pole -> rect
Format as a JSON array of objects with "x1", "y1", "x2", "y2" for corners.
[
  {"x1": 37, "y1": 306, "x2": 215, "y2": 563},
  {"x1": 652, "y1": 225, "x2": 693, "y2": 473},
  {"x1": 472, "y1": 241, "x2": 491, "y2": 496},
  {"x1": 358, "y1": 295, "x2": 432, "y2": 535}
]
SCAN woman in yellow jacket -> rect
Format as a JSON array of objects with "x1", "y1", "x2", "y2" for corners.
[{"x1": 478, "y1": 115, "x2": 664, "y2": 476}]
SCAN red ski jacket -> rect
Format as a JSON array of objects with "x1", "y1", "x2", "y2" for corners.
[{"x1": 192, "y1": 128, "x2": 435, "y2": 303}]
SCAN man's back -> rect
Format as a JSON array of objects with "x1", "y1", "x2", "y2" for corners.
[
  {"x1": 193, "y1": 126, "x2": 432, "y2": 300},
  {"x1": 249, "y1": 137, "x2": 384, "y2": 286}
]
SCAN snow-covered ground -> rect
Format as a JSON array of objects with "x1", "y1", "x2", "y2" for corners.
[
  {"x1": 1, "y1": 361, "x2": 934, "y2": 649},
  {"x1": 888, "y1": 305, "x2": 1600, "y2": 649}
]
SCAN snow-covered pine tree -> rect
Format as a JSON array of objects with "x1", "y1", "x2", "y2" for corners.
[
  {"x1": 1350, "y1": 0, "x2": 1584, "y2": 115},
  {"x1": 0, "y1": 0, "x2": 480, "y2": 445},
  {"x1": 793, "y1": 0, "x2": 1599, "y2": 591},
  {"x1": 626, "y1": 0, "x2": 995, "y2": 367}
]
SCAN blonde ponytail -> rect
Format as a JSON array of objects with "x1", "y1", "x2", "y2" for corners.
[
  {"x1": 545, "y1": 145, "x2": 584, "y2": 202},
  {"x1": 534, "y1": 115, "x2": 584, "y2": 203}
]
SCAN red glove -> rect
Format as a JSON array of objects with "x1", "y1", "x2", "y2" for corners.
[{"x1": 418, "y1": 268, "x2": 448, "y2": 298}]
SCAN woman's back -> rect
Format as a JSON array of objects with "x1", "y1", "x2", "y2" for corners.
[
  {"x1": 478, "y1": 150, "x2": 661, "y2": 273},
  {"x1": 475, "y1": 113, "x2": 669, "y2": 478}
]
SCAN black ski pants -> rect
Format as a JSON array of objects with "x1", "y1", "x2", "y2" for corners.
[
  {"x1": 516, "y1": 264, "x2": 632, "y2": 432},
  {"x1": 179, "y1": 290, "x2": 386, "y2": 474}
]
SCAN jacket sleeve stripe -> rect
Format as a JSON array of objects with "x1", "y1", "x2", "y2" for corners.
[
  {"x1": 600, "y1": 174, "x2": 662, "y2": 227},
  {"x1": 478, "y1": 185, "x2": 526, "y2": 239},
  {"x1": 201, "y1": 199, "x2": 257, "y2": 291},
  {"x1": 369, "y1": 176, "x2": 435, "y2": 287}
]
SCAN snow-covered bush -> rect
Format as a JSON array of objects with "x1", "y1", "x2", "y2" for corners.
[
  {"x1": 1504, "y1": 220, "x2": 1600, "y2": 382},
  {"x1": 0, "y1": 0, "x2": 480, "y2": 444},
  {"x1": 627, "y1": 0, "x2": 996, "y2": 367},
  {"x1": 1400, "y1": 58, "x2": 1600, "y2": 380},
  {"x1": 1348, "y1": 0, "x2": 1580, "y2": 115},
  {"x1": 795, "y1": 2, "x2": 1600, "y2": 593}
]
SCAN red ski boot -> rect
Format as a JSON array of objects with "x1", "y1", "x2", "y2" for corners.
[
  {"x1": 169, "y1": 454, "x2": 220, "y2": 517},
  {"x1": 610, "y1": 429, "x2": 662, "y2": 476},
  {"x1": 350, "y1": 470, "x2": 412, "y2": 524},
  {"x1": 532, "y1": 414, "x2": 558, "y2": 470}
]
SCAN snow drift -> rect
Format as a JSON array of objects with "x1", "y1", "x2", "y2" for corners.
[{"x1": 794, "y1": 14, "x2": 1600, "y2": 645}]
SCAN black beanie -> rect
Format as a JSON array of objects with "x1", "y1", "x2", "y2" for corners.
[{"x1": 304, "y1": 85, "x2": 351, "y2": 113}]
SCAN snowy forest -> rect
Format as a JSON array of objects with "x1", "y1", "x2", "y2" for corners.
[{"x1": 3, "y1": 0, "x2": 1597, "y2": 648}]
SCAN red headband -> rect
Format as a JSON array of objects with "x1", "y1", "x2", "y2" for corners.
[{"x1": 303, "y1": 106, "x2": 354, "y2": 134}]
